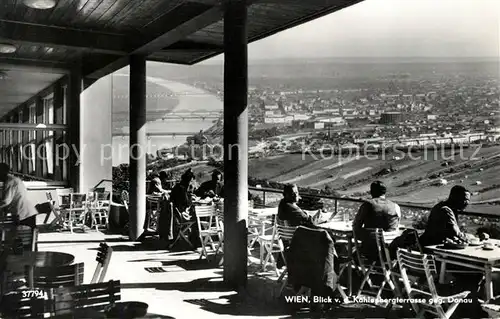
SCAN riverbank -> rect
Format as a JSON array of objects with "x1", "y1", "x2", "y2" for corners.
[{"x1": 111, "y1": 75, "x2": 223, "y2": 165}]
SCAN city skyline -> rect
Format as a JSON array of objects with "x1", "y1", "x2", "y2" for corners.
[{"x1": 202, "y1": 0, "x2": 500, "y2": 63}]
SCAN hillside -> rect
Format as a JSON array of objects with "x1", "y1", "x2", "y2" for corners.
[{"x1": 248, "y1": 145, "x2": 500, "y2": 214}]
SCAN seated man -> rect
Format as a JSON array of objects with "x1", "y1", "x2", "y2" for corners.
[
  {"x1": 419, "y1": 185, "x2": 488, "y2": 311},
  {"x1": 0, "y1": 163, "x2": 38, "y2": 229},
  {"x1": 196, "y1": 170, "x2": 224, "y2": 198},
  {"x1": 419, "y1": 185, "x2": 470, "y2": 246},
  {"x1": 353, "y1": 180, "x2": 401, "y2": 260},
  {"x1": 278, "y1": 184, "x2": 317, "y2": 228}
]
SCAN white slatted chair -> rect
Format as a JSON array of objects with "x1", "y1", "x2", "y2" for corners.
[
  {"x1": 194, "y1": 205, "x2": 221, "y2": 260},
  {"x1": 276, "y1": 220, "x2": 299, "y2": 295},
  {"x1": 397, "y1": 248, "x2": 470, "y2": 319},
  {"x1": 214, "y1": 202, "x2": 224, "y2": 265},
  {"x1": 354, "y1": 228, "x2": 401, "y2": 302},
  {"x1": 259, "y1": 215, "x2": 296, "y2": 277},
  {"x1": 356, "y1": 229, "x2": 402, "y2": 302},
  {"x1": 89, "y1": 191, "x2": 110, "y2": 230},
  {"x1": 67, "y1": 193, "x2": 88, "y2": 233}
]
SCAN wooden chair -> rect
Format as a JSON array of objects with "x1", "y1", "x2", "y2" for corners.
[
  {"x1": 145, "y1": 195, "x2": 161, "y2": 232},
  {"x1": 51, "y1": 280, "x2": 121, "y2": 316},
  {"x1": 91, "y1": 243, "x2": 113, "y2": 284},
  {"x1": 259, "y1": 216, "x2": 296, "y2": 277},
  {"x1": 194, "y1": 205, "x2": 220, "y2": 260},
  {"x1": 16, "y1": 226, "x2": 38, "y2": 252},
  {"x1": 356, "y1": 229, "x2": 402, "y2": 303},
  {"x1": 89, "y1": 191, "x2": 111, "y2": 230},
  {"x1": 214, "y1": 202, "x2": 224, "y2": 265},
  {"x1": 170, "y1": 204, "x2": 196, "y2": 250},
  {"x1": 67, "y1": 193, "x2": 88, "y2": 233},
  {"x1": 397, "y1": 248, "x2": 470, "y2": 319},
  {"x1": 33, "y1": 262, "x2": 84, "y2": 289},
  {"x1": 0, "y1": 290, "x2": 47, "y2": 318}
]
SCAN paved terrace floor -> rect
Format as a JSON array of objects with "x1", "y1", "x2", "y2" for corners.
[{"x1": 37, "y1": 229, "x2": 482, "y2": 319}]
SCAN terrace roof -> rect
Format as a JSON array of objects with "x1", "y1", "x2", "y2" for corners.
[{"x1": 0, "y1": 0, "x2": 363, "y2": 117}]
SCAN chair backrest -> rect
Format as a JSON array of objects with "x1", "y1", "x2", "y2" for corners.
[
  {"x1": 1, "y1": 226, "x2": 38, "y2": 252},
  {"x1": 194, "y1": 204, "x2": 216, "y2": 218},
  {"x1": 195, "y1": 205, "x2": 216, "y2": 232},
  {"x1": 52, "y1": 280, "x2": 121, "y2": 315},
  {"x1": 56, "y1": 189, "x2": 73, "y2": 208},
  {"x1": 96, "y1": 191, "x2": 110, "y2": 202},
  {"x1": 276, "y1": 218, "x2": 298, "y2": 242},
  {"x1": 121, "y1": 190, "x2": 129, "y2": 212},
  {"x1": 396, "y1": 248, "x2": 438, "y2": 299},
  {"x1": 371, "y1": 228, "x2": 399, "y2": 268},
  {"x1": 34, "y1": 262, "x2": 85, "y2": 288},
  {"x1": 91, "y1": 243, "x2": 113, "y2": 284},
  {"x1": 16, "y1": 226, "x2": 38, "y2": 252},
  {"x1": 70, "y1": 193, "x2": 87, "y2": 209}
]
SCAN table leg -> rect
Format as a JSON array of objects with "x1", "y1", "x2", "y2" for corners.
[
  {"x1": 439, "y1": 261, "x2": 447, "y2": 284},
  {"x1": 485, "y1": 264, "x2": 493, "y2": 302},
  {"x1": 27, "y1": 265, "x2": 34, "y2": 289}
]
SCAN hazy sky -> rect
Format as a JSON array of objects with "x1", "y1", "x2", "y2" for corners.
[{"x1": 204, "y1": 0, "x2": 500, "y2": 62}]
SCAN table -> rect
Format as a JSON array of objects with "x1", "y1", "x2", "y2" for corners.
[
  {"x1": 318, "y1": 221, "x2": 355, "y2": 295},
  {"x1": 5, "y1": 251, "x2": 75, "y2": 288},
  {"x1": 426, "y1": 239, "x2": 500, "y2": 301},
  {"x1": 318, "y1": 221, "x2": 405, "y2": 296}
]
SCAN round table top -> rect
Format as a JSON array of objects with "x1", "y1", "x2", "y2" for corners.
[{"x1": 7, "y1": 251, "x2": 75, "y2": 268}]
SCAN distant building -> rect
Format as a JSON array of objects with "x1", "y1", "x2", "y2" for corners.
[
  {"x1": 380, "y1": 112, "x2": 404, "y2": 125},
  {"x1": 264, "y1": 104, "x2": 279, "y2": 110},
  {"x1": 304, "y1": 121, "x2": 325, "y2": 130},
  {"x1": 293, "y1": 114, "x2": 310, "y2": 121}
]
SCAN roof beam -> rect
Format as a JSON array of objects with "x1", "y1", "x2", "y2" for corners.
[
  {"x1": 0, "y1": 57, "x2": 69, "y2": 74},
  {"x1": 85, "y1": 2, "x2": 224, "y2": 79},
  {"x1": 161, "y1": 40, "x2": 224, "y2": 52},
  {"x1": 0, "y1": 19, "x2": 131, "y2": 55}
]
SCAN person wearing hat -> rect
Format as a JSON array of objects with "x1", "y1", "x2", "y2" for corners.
[
  {"x1": 419, "y1": 185, "x2": 475, "y2": 246},
  {"x1": 196, "y1": 170, "x2": 224, "y2": 199},
  {"x1": 353, "y1": 180, "x2": 401, "y2": 260}
]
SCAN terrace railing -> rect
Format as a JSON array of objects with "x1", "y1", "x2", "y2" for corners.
[{"x1": 248, "y1": 186, "x2": 500, "y2": 233}]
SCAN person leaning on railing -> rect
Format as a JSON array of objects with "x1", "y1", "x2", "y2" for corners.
[{"x1": 0, "y1": 163, "x2": 38, "y2": 230}]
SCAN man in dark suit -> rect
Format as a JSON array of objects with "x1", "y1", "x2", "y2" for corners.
[
  {"x1": 196, "y1": 170, "x2": 224, "y2": 198},
  {"x1": 278, "y1": 184, "x2": 316, "y2": 228},
  {"x1": 353, "y1": 180, "x2": 401, "y2": 260},
  {"x1": 419, "y1": 185, "x2": 471, "y2": 246}
]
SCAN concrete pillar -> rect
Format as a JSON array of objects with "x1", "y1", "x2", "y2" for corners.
[
  {"x1": 129, "y1": 55, "x2": 147, "y2": 241},
  {"x1": 21, "y1": 105, "x2": 29, "y2": 175},
  {"x1": 223, "y1": 0, "x2": 249, "y2": 289},
  {"x1": 53, "y1": 82, "x2": 64, "y2": 181},
  {"x1": 35, "y1": 97, "x2": 44, "y2": 177},
  {"x1": 80, "y1": 75, "x2": 113, "y2": 193},
  {"x1": 68, "y1": 68, "x2": 83, "y2": 191}
]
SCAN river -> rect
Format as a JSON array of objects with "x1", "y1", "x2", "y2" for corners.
[{"x1": 112, "y1": 76, "x2": 222, "y2": 165}]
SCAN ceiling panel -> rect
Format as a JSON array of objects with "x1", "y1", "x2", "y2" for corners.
[{"x1": 0, "y1": 70, "x2": 63, "y2": 116}]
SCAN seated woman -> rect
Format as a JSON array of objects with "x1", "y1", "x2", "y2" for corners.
[
  {"x1": 170, "y1": 169, "x2": 196, "y2": 214},
  {"x1": 169, "y1": 169, "x2": 200, "y2": 247}
]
